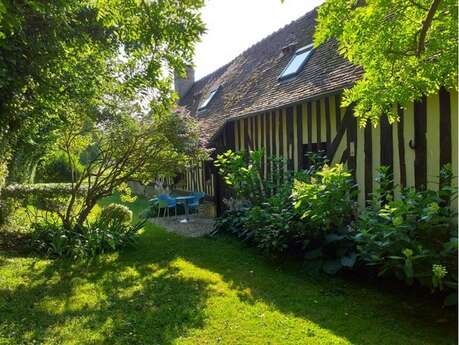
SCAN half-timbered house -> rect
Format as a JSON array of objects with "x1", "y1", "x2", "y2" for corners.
[{"x1": 175, "y1": 8, "x2": 458, "y2": 215}]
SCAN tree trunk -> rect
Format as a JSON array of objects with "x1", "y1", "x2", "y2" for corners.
[{"x1": 75, "y1": 199, "x2": 97, "y2": 230}]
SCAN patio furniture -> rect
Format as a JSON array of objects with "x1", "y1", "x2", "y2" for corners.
[
  {"x1": 157, "y1": 194, "x2": 177, "y2": 217},
  {"x1": 188, "y1": 192, "x2": 205, "y2": 215},
  {"x1": 175, "y1": 195, "x2": 196, "y2": 223}
]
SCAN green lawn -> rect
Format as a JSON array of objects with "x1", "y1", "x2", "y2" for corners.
[{"x1": 0, "y1": 195, "x2": 457, "y2": 345}]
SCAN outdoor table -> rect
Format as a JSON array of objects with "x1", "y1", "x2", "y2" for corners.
[{"x1": 175, "y1": 195, "x2": 195, "y2": 223}]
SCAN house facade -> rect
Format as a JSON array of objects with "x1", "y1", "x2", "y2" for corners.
[{"x1": 176, "y1": 9, "x2": 458, "y2": 215}]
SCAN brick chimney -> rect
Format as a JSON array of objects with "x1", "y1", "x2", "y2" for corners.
[{"x1": 174, "y1": 66, "x2": 195, "y2": 99}]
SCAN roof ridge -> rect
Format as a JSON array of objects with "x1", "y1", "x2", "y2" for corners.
[
  {"x1": 193, "y1": 7, "x2": 316, "y2": 85},
  {"x1": 193, "y1": 60, "x2": 232, "y2": 85},
  {"x1": 238, "y1": 8, "x2": 315, "y2": 57}
]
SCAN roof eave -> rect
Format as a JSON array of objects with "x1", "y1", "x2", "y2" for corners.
[{"x1": 207, "y1": 82, "x2": 355, "y2": 143}]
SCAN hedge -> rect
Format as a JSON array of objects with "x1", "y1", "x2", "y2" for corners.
[{"x1": 2, "y1": 183, "x2": 87, "y2": 200}]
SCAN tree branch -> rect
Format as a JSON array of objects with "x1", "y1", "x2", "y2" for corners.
[{"x1": 417, "y1": 0, "x2": 442, "y2": 56}]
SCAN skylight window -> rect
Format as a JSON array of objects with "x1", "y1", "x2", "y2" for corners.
[
  {"x1": 278, "y1": 44, "x2": 313, "y2": 80},
  {"x1": 198, "y1": 89, "x2": 218, "y2": 110}
]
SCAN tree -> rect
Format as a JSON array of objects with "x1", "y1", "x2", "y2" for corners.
[
  {"x1": 0, "y1": 0, "x2": 205, "y2": 184},
  {"x1": 58, "y1": 106, "x2": 206, "y2": 230},
  {"x1": 314, "y1": 0, "x2": 457, "y2": 125}
]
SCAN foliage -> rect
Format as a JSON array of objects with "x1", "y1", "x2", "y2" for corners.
[
  {"x1": 214, "y1": 149, "x2": 288, "y2": 205},
  {"x1": 245, "y1": 193, "x2": 300, "y2": 256},
  {"x1": 292, "y1": 164, "x2": 357, "y2": 232},
  {"x1": 36, "y1": 151, "x2": 84, "y2": 183},
  {"x1": 215, "y1": 152, "x2": 357, "y2": 269},
  {"x1": 213, "y1": 149, "x2": 295, "y2": 253},
  {"x1": 30, "y1": 217, "x2": 143, "y2": 259},
  {"x1": 315, "y1": 0, "x2": 458, "y2": 125},
  {"x1": 214, "y1": 150, "x2": 265, "y2": 205},
  {"x1": 1, "y1": 183, "x2": 84, "y2": 225},
  {"x1": 1, "y1": 183, "x2": 85, "y2": 226},
  {"x1": 100, "y1": 203, "x2": 133, "y2": 225},
  {"x1": 213, "y1": 197, "x2": 299, "y2": 257},
  {"x1": 290, "y1": 164, "x2": 358, "y2": 274},
  {"x1": 354, "y1": 166, "x2": 458, "y2": 303},
  {"x1": 49, "y1": 106, "x2": 206, "y2": 231},
  {"x1": 303, "y1": 150, "x2": 329, "y2": 176},
  {"x1": 0, "y1": 0, "x2": 205, "y2": 185},
  {"x1": 213, "y1": 209, "x2": 251, "y2": 240},
  {"x1": 3, "y1": 183, "x2": 85, "y2": 200}
]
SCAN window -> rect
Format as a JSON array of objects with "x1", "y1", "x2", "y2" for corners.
[
  {"x1": 198, "y1": 89, "x2": 218, "y2": 110},
  {"x1": 278, "y1": 44, "x2": 313, "y2": 80}
]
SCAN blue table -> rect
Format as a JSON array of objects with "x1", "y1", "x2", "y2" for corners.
[{"x1": 175, "y1": 195, "x2": 195, "y2": 223}]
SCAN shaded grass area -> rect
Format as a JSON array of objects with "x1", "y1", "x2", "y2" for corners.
[{"x1": 0, "y1": 195, "x2": 457, "y2": 344}]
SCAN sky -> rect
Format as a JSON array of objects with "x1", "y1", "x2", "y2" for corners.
[{"x1": 194, "y1": 0, "x2": 324, "y2": 80}]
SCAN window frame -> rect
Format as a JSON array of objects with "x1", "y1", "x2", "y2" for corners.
[
  {"x1": 198, "y1": 88, "x2": 218, "y2": 111},
  {"x1": 278, "y1": 44, "x2": 314, "y2": 81}
]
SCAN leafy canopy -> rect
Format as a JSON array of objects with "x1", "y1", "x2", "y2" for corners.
[
  {"x1": 314, "y1": 0, "x2": 458, "y2": 125},
  {"x1": 0, "y1": 0, "x2": 205, "y2": 183},
  {"x1": 44, "y1": 104, "x2": 206, "y2": 230}
]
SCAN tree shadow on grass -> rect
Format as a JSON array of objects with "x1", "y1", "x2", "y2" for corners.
[
  {"x1": 132, "y1": 227, "x2": 458, "y2": 345},
  {"x1": 0, "y1": 247, "x2": 212, "y2": 345},
  {"x1": 1, "y1": 223, "x2": 457, "y2": 345}
]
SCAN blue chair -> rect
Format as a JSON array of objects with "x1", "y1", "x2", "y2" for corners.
[
  {"x1": 157, "y1": 194, "x2": 177, "y2": 217},
  {"x1": 188, "y1": 192, "x2": 205, "y2": 215}
]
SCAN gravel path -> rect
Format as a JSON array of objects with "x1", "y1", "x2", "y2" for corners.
[{"x1": 148, "y1": 215, "x2": 215, "y2": 237}]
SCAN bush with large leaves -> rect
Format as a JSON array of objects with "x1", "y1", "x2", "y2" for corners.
[
  {"x1": 354, "y1": 165, "x2": 458, "y2": 304},
  {"x1": 245, "y1": 189, "x2": 300, "y2": 256},
  {"x1": 291, "y1": 163, "x2": 358, "y2": 274},
  {"x1": 214, "y1": 150, "x2": 289, "y2": 205}
]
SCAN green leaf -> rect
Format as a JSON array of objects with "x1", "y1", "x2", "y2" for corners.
[{"x1": 403, "y1": 259, "x2": 414, "y2": 279}]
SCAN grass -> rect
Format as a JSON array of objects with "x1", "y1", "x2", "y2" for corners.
[{"x1": 0, "y1": 195, "x2": 457, "y2": 345}]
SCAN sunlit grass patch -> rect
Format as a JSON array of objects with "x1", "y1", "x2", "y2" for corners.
[{"x1": 0, "y1": 195, "x2": 456, "y2": 345}]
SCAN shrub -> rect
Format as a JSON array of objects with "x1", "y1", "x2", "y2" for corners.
[
  {"x1": 246, "y1": 193, "x2": 300, "y2": 256},
  {"x1": 214, "y1": 152, "x2": 356, "y2": 266},
  {"x1": 354, "y1": 166, "x2": 458, "y2": 304},
  {"x1": 3, "y1": 183, "x2": 86, "y2": 200},
  {"x1": 36, "y1": 151, "x2": 84, "y2": 183},
  {"x1": 100, "y1": 203, "x2": 133, "y2": 224},
  {"x1": 30, "y1": 218, "x2": 143, "y2": 259},
  {"x1": 214, "y1": 149, "x2": 289, "y2": 205},
  {"x1": 213, "y1": 208, "x2": 251, "y2": 240},
  {"x1": 77, "y1": 218, "x2": 142, "y2": 258},
  {"x1": 213, "y1": 150, "x2": 297, "y2": 254},
  {"x1": 213, "y1": 193, "x2": 299, "y2": 256},
  {"x1": 292, "y1": 164, "x2": 357, "y2": 232},
  {"x1": 2, "y1": 183, "x2": 86, "y2": 226},
  {"x1": 291, "y1": 163, "x2": 358, "y2": 274},
  {"x1": 31, "y1": 222, "x2": 73, "y2": 257}
]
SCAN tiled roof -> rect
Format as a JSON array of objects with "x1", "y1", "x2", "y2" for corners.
[{"x1": 179, "y1": 8, "x2": 362, "y2": 141}]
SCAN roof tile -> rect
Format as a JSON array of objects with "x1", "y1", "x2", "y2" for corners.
[{"x1": 179, "y1": 8, "x2": 362, "y2": 140}]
